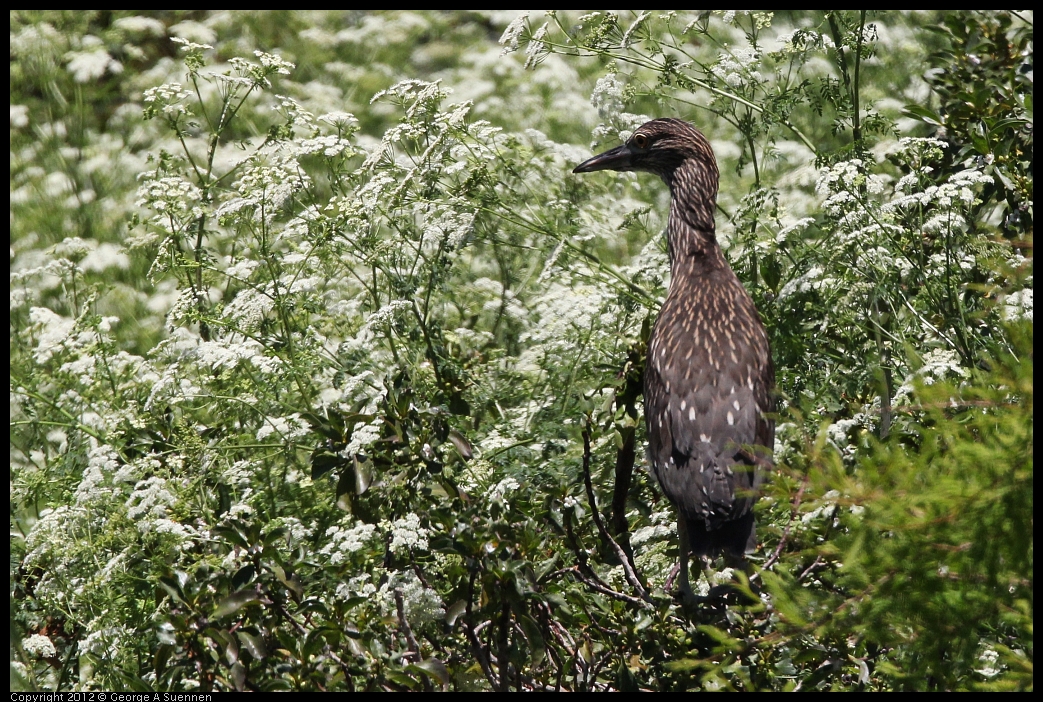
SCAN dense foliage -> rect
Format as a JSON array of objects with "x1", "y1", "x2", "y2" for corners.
[{"x1": 11, "y1": 10, "x2": 1032, "y2": 691}]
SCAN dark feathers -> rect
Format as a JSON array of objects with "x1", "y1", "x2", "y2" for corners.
[{"x1": 576, "y1": 118, "x2": 775, "y2": 565}]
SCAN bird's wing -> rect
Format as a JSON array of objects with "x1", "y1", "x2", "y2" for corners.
[{"x1": 645, "y1": 288, "x2": 774, "y2": 529}]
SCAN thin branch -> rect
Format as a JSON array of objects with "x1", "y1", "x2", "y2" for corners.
[
  {"x1": 756, "y1": 467, "x2": 810, "y2": 579},
  {"x1": 581, "y1": 418, "x2": 653, "y2": 604}
]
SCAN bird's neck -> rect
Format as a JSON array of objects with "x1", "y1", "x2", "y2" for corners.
[{"x1": 665, "y1": 160, "x2": 724, "y2": 277}]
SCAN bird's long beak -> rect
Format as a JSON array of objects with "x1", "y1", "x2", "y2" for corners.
[{"x1": 573, "y1": 144, "x2": 634, "y2": 174}]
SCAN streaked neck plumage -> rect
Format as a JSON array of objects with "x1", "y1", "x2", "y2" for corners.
[{"x1": 663, "y1": 158, "x2": 727, "y2": 280}]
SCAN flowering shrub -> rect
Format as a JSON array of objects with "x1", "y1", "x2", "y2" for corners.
[{"x1": 11, "y1": 10, "x2": 1031, "y2": 692}]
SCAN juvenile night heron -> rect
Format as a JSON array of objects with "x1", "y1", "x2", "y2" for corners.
[{"x1": 574, "y1": 118, "x2": 774, "y2": 602}]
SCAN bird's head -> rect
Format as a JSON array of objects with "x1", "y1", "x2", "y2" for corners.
[{"x1": 573, "y1": 118, "x2": 718, "y2": 185}]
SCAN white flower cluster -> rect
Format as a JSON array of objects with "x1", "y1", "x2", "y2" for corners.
[
  {"x1": 773, "y1": 28, "x2": 832, "y2": 54},
  {"x1": 630, "y1": 510, "x2": 677, "y2": 549},
  {"x1": 152, "y1": 518, "x2": 197, "y2": 547},
  {"x1": 142, "y1": 83, "x2": 192, "y2": 118},
  {"x1": 113, "y1": 16, "x2": 165, "y2": 36},
  {"x1": 254, "y1": 50, "x2": 295, "y2": 76},
  {"x1": 975, "y1": 647, "x2": 1002, "y2": 679},
  {"x1": 170, "y1": 35, "x2": 214, "y2": 53},
  {"x1": 775, "y1": 217, "x2": 816, "y2": 244},
  {"x1": 1001, "y1": 288, "x2": 1032, "y2": 323},
  {"x1": 715, "y1": 10, "x2": 773, "y2": 29},
  {"x1": 339, "y1": 570, "x2": 445, "y2": 627},
  {"x1": 318, "y1": 111, "x2": 359, "y2": 131},
  {"x1": 221, "y1": 287, "x2": 273, "y2": 332},
  {"x1": 894, "y1": 348, "x2": 970, "y2": 404},
  {"x1": 74, "y1": 444, "x2": 120, "y2": 506},
  {"x1": 193, "y1": 338, "x2": 264, "y2": 372},
  {"x1": 589, "y1": 73, "x2": 649, "y2": 145},
  {"x1": 521, "y1": 280, "x2": 615, "y2": 355},
  {"x1": 216, "y1": 155, "x2": 310, "y2": 223},
  {"x1": 418, "y1": 201, "x2": 476, "y2": 252},
  {"x1": 385, "y1": 513, "x2": 430, "y2": 554},
  {"x1": 11, "y1": 104, "x2": 29, "y2": 128},
  {"x1": 524, "y1": 22, "x2": 550, "y2": 69},
  {"x1": 825, "y1": 415, "x2": 872, "y2": 456},
  {"x1": 66, "y1": 38, "x2": 122, "y2": 83},
  {"x1": 136, "y1": 173, "x2": 204, "y2": 232},
  {"x1": 499, "y1": 12, "x2": 530, "y2": 55},
  {"x1": 125, "y1": 476, "x2": 176, "y2": 521},
  {"x1": 293, "y1": 134, "x2": 356, "y2": 159},
  {"x1": 343, "y1": 300, "x2": 413, "y2": 353},
  {"x1": 344, "y1": 419, "x2": 383, "y2": 457},
  {"x1": 380, "y1": 570, "x2": 445, "y2": 627},
  {"x1": 28, "y1": 306, "x2": 75, "y2": 364},
  {"x1": 488, "y1": 476, "x2": 520, "y2": 502},
  {"x1": 777, "y1": 265, "x2": 836, "y2": 301},
  {"x1": 321, "y1": 520, "x2": 378, "y2": 565},
  {"x1": 885, "y1": 168, "x2": 991, "y2": 213},
  {"x1": 713, "y1": 46, "x2": 760, "y2": 88},
  {"x1": 256, "y1": 413, "x2": 309, "y2": 442},
  {"x1": 22, "y1": 634, "x2": 57, "y2": 659},
  {"x1": 802, "y1": 490, "x2": 842, "y2": 526},
  {"x1": 620, "y1": 11, "x2": 651, "y2": 47}
]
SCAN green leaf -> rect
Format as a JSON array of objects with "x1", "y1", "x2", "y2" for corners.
[
  {"x1": 212, "y1": 590, "x2": 261, "y2": 619},
  {"x1": 902, "y1": 104, "x2": 944, "y2": 126},
  {"x1": 237, "y1": 630, "x2": 267, "y2": 660},
  {"x1": 518, "y1": 614, "x2": 547, "y2": 666},
  {"x1": 445, "y1": 599, "x2": 468, "y2": 627},
  {"x1": 409, "y1": 657, "x2": 451, "y2": 687}
]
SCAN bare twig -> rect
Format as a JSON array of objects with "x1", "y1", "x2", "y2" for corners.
[
  {"x1": 581, "y1": 417, "x2": 653, "y2": 604},
  {"x1": 574, "y1": 566, "x2": 649, "y2": 606},
  {"x1": 393, "y1": 588, "x2": 422, "y2": 663},
  {"x1": 798, "y1": 556, "x2": 826, "y2": 582},
  {"x1": 462, "y1": 566, "x2": 498, "y2": 690},
  {"x1": 755, "y1": 468, "x2": 810, "y2": 580},
  {"x1": 664, "y1": 561, "x2": 681, "y2": 593}
]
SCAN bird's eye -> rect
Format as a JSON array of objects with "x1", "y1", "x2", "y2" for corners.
[{"x1": 633, "y1": 133, "x2": 649, "y2": 149}]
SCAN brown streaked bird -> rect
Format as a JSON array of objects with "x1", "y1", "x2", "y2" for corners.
[{"x1": 574, "y1": 118, "x2": 774, "y2": 602}]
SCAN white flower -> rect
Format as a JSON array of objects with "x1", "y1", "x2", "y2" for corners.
[
  {"x1": 22, "y1": 634, "x2": 57, "y2": 658},
  {"x1": 524, "y1": 22, "x2": 550, "y2": 69},
  {"x1": 255, "y1": 413, "x2": 309, "y2": 443},
  {"x1": 321, "y1": 521, "x2": 378, "y2": 565},
  {"x1": 10, "y1": 104, "x2": 29, "y2": 128},
  {"x1": 28, "y1": 306, "x2": 75, "y2": 364},
  {"x1": 1001, "y1": 288, "x2": 1032, "y2": 322},
  {"x1": 489, "y1": 477, "x2": 520, "y2": 502},
  {"x1": 499, "y1": 12, "x2": 530, "y2": 54},
  {"x1": 126, "y1": 476, "x2": 176, "y2": 521},
  {"x1": 113, "y1": 16, "x2": 166, "y2": 36},
  {"x1": 976, "y1": 647, "x2": 1002, "y2": 678},
  {"x1": 378, "y1": 570, "x2": 444, "y2": 626},
  {"x1": 385, "y1": 513, "x2": 430, "y2": 554},
  {"x1": 344, "y1": 419, "x2": 382, "y2": 457},
  {"x1": 66, "y1": 47, "x2": 122, "y2": 83},
  {"x1": 254, "y1": 50, "x2": 295, "y2": 75}
]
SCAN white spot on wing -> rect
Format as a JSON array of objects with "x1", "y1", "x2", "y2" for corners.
[
  {"x1": 680, "y1": 400, "x2": 686, "y2": 411},
  {"x1": 688, "y1": 407, "x2": 696, "y2": 421},
  {"x1": 700, "y1": 433, "x2": 710, "y2": 443},
  {"x1": 727, "y1": 412, "x2": 734, "y2": 425},
  {"x1": 733, "y1": 400, "x2": 741, "y2": 411}
]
